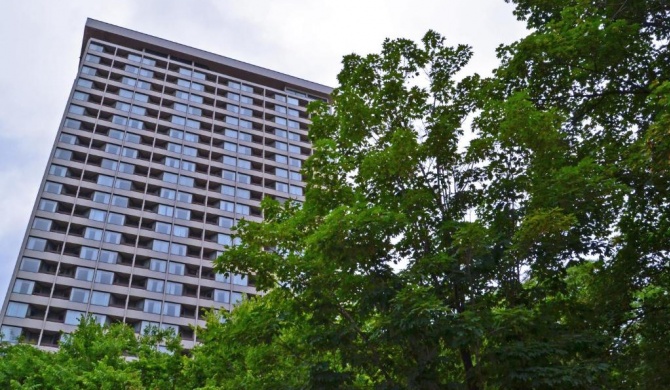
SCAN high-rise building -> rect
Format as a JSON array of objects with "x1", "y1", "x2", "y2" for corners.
[{"x1": 0, "y1": 19, "x2": 331, "y2": 349}]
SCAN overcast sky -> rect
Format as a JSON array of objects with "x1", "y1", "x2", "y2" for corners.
[{"x1": 0, "y1": 0, "x2": 527, "y2": 303}]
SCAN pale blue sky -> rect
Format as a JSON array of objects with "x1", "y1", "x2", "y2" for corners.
[{"x1": 0, "y1": 0, "x2": 527, "y2": 303}]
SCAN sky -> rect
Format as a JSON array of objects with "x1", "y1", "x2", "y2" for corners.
[{"x1": 0, "y1": 0, "x2": 528, "y2": 304}]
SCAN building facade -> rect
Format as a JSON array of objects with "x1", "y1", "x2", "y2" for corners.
[{"x1": 0, "y1": 19, "x2": 331, "y2": 349}]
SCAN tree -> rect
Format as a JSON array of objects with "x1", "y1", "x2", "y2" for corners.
[{"x1": 216, "y1": 1, "x2": 670, "y2": 389}]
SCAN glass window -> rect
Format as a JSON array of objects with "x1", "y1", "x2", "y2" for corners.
[
  {"x1": 276, "y1": 182, "x2": 289, "y2": 193},
  {"x1": 54, "y1": 148, "x2": 73, "y2": 161},
  {"x1": 290, "y1": 158, "x2": 302, "y2": 168},
  {"x1": 235, "y1": 204, "x2": 250, "y2": 215},
  {"x1": 160, "y1": 188, "x2": 176, "y2": 200},
  {"x1": 237, "y1": 173, "x2": 251, "y2": 184},
  {"x1": 73, "y1": 90, "x2": 90, "y2": 101},
  {"x1": 222, "y1": 185, "x2": 235, "y2": 197},
  {"x1": 99, "y1": 250, "x2": 118, "y2": 264},
  {"x1": 97, "y1": 175, "x2": 114, "y2": 187},
  {"x1": 290, "y1": 185, "x2": 304, "y2": 196},
  {"x1": 217, "y1": 234, "x2": 232, "y2": 246},
  {"x1": 240, "y1": 107, "x2": 253, "y2": 116},
  {"x1": 275, "y1": 94, "x2": 286, "y2": 102},
  {"x1": 91, "y1": 291, "x2": 110, "y2": 306},
  {"x1": 49, "y1": 164, "x2": 68, "y2": 177},
  {"x1": 239, "y1": 131, "x2": 252, "y2": 142},
  {"x1": 104, "y1": 143, "x2": 121, "y2": 155},
  {"x1": 223, "y1": 156, "x2": 236, "y2": 166},
  {"x1": 6, "y1": 302, "x2": 28, "y2": 318},
  {"x1": 233, "y1": 274, "x2": 248, "y2": 286},
  {"x1": 173, "y1": 225, "x2": 189, "y2": 238},
  {"x1": 219, "y1": 217, "x2": 234, "y2": 228},
  {"x1": 115, "y1": 178, "x2": 132, "y2": 190},
  {"x1": 75, "y1": 267, "x2": 94, "y2": 282},
  {"x1": 158, "y1": 204, "x2": 174, "y2": 217},
  {"x1": 289, "y1": 145, "x2": 301, "y2": 154},
  {"x1": 125, "y1": 132, "x2": 141, "y2": 144},
  {"x1": 238, "y1": 145, "x2": 252, "y2": 155},
  {"x1": 135, "y1": 92, "x2": 149, "y2": 103},
  {"x1": 238, "y1": 159, "x2": 251, "y2": 170},
  {"x1": 220, "y1": 200, "x2": 234, "y2": 212},
  {"x1": 288, "y1": 108, "x2": 300, "y2": 117},
  {"x1": 89, "y1": 42, "x2": 104, "y2": 52},
  {"x1": 150, "y1": 259, "x2": 166, "y2": 272},
  {"x1": 183, "y1": 146, "x2": 197, "y2": 157},
  {"x1": 214, "y1": 289, "x2": 230, "y2": 303},
  {"x1": 228, "y1": 81, "x2": 241, "y2": 89},
  {"x1": 70, "y1": 288, "x2": 90, "y2": 303},
  {"x1": 26, "y1": 237, "x2": 47, "y2": 251},
  {"x1": 143, "y1": 299, "x2": 162, "y2": 314},
  {"x1": 177, "y1": 79, "x2": 190, "y2": 89},
  {"x1": 240, "y1": 96, "x2": 253, "y2": 105},
  {"x1": 101, "y1": 158, "x2": 118, "y2": 171},
  {"x1": 165, "y1": 157, "x2": 180, "y2": 169},
  {"x1": 104, "y1": 231, "x2": 122, "y2": 244},
  {"x1": 275, "y1": 128, "x2": 287, "y2": 137},
  {"x1": 64, "y1": 310, "x2": 84, "y2": 325},
  {"x1": 85, "y1": 54, "x2": 100, "y2": 63},
  {"x1": 20, "y1": 258, "x2": 41, "y2": 273},
  {"x1": 152, "y1": 240, "x2": 169, "y2": 253},
  {"x1": 290, "y1": 171, "x2": 303, "y2": 181},
  {"x1": 237, "y1": 188, "x2": 251, "y2": 199},
  {"x1": 163, "y1": 172, "x2": 178, "y2": 184},
  {"x1": 163, "y1": 302, "x2": 181, "y2": 317},
  {"x1": 275, "y1": 141, "x2": 288, "y2": 151},
  {"x1": 177, "y1": 192, "x2": 192, "y2": 203},
  {"x1": 222, "y1": 170, "x2": 235, "y2": 181},
  {"x1": 38, "y1": 199, "x2": 57, "y2": 213},
  {"x1": 13, "y1": 279, "x2": 35, "y2": 295},
  {"x1": 119, "y1": 162, "x2": 135, "y2": 174},
  {"x1": 1, "y1": 325, "x2": 22, "y2": 344},
  {"x1": 223, "y1": 142, "x2": 236, "y2": 152},
  {"x1": 215, "y1": 273, "x2": 231, "y2": 283},
  {"x1": 166, "y1": 282, "x2": 183, "y2": 296},
  {"x1": 32, "y1": 217, "x2": 52, "y2": 231},
  {"x1": 170, "y1": 243, "x2": 187, "y2": 256},
  {"x1": 224, "y1": 128, "x2": 238, "y2": 138},
  {"x1": 178, "y1": 176, "x2": 194, "y2": 187},
  {"x1": 112, "y1": 195, "x2": 129, "y2": 208},
  {"x1": 287, "y1": 96, "x2": 299, "y2": 105},
  {"x1": 167, "y1": 142, "x2": 182, "y2": 154},
  {"x1": 288, "y1": 120, "x2": 300, "y2": 129},
  {"x1": 239, "y1": 119, "x2": 252, "y2": 129},
  {"x1": 288, "y1": 132, "x2": 301, "y2": 141},
  {"x1": 80, "y1": 246, "x2": 99, "y2": 261},
  {"x1": 84, "y1": 227, "x2": 103, "y2": 241},
  {"x1": 191, "y1": 82, "x2": 204, "y2": 92},
  {"x1": 94, "y1": 270, "x2": 114, "y2": 285},
  {"x1": 139, "y1": 69, "x2": 153, "y2": 78},
  {"x1": 175, "y1": 208, "x2": 191, "y2": 220},
  {"x1": 168, "y1": 262, "x2": 185, "y2": 276},
  {"x1": 184, "y1": 132, "x2": 199, "y2": 142},
  {"x1": 147, "y1": 278, "x2": 164, "y2": 293},
  {"x1": 231, "y1": 292, "x2": 244, "y2": 305},
  {"x1": 155, "y1": 222, "x2": 171, "y2": 235},
  {"x1": 89, "y1": 209, "x2": 106, "y2": 222},
  {"x1": 119, "y1": 89, "x2": 133, "y2": 99},
  {"x1": 122, "y1": 147, "x2": 138, "y2": 158},
  {"x1": 107, "y1": 213, "x2": 125, "y2": 226},
  {"x1": 60, "y1": 131, "x2": 78, "y2": 142},
  {"x1": 77, "y1": 78, "x2": 93, "y2": 89},
  {"x1": 275, "y1": 154, "x2": 288, "y2": 164}
]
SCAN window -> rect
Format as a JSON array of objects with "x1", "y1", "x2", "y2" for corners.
[
  {"x1": 91, "y1": 291, "x2": 110, "y2": 306},
  {"x1": 290, "y1": 171, "x2": 303, "y2": 181},
  {"x1": 112, "y1": 115, "x2": 128, "y2": 126},
  {"x1": 155, "y1": 221, "x2": 172, "y2": 235},
  {"x1": 85, "y1": 54, "x2": 100, "y2": 63},
  {"x1": 115, "y1": 178, "x2": 132, "y2": 190},
  {"x1": 89, "y1": 209, "x2": 106, "y2": 222},
  {"x1": 275, "y1": 141, "x2": 288, "y2": 151},
  {"x1": 238, "y1": 145, "x2": 252, "y2": 155},
  {"x1": 26, "y1": 237, "x2": 47, "y2": 251},
  {"x1": 275, "y1": 129, "x2": 288, "y2": 138},
  {"x1": 70, "y1": 288, "x2": 90, "y2": 303},
  {"x1": 60, "y1": 131, "x2": 78, "y2": 142},
  {"x1": 177, "y1": 192, "x2": 193, "y2": 203},
  {"x1": 101, "y1": 158, "x2": 118, "y2": 171},
  {"x1": 179, "y1": 175, "x2": 194, "y2": 187},
  {"x1": 91, "y1": 192, "x2": 110, "y2": 205},
  {"x1": 119, "y1": 162, "x2": 135, "y2": 174},
  {"x1": 152, "y1": 240, "x2": 169, "y2": 253},
  {"x1": 143, "y1": 299, "x2": 162, "y2": 314},
  {"x1": 288, "y1": 132, "x2": 301, "y2": 142},
  {"x1": 32, "y1": 218, "x2": 52, "y2": 231},
  {"x1": 77, "y1": 79, "x2": 93, "y2": 89},
  {"x1": 99, "y1": 250, "x2": 118, "y2": 264},
  {"x1": 150, "y1": 259, "x2": 167, "y2": 272},
  {"x1": 217, "y1": 234, "x2": 232, "y2": 246},
  {"x1": 231, "y1": 292, "x2": 244, "y2": 305},
  {"x1": 173, "y1": 225, "x2": 189, "y2": 238},
  {"x1": 170, "y1": 243, "x2": 187, "y2": 256},
  {"x1": 276, "y1": 182, "x2": 288, "y2": 193},
  {"x1": 122, "y1": 147, "x2": 138, "y2": 158},
  {"x1": 75, "y1": 267, "x2": 94, "y2": 282},
  {"x1": 54, "y1": 148, "x2": 73, "y2": 161},
  {"x1": 163, "y1": 302, "x2": 181, "y2": 317},
  {"x1": 233, "y1": 274, "x2": 248, "y2": 286},
  {"x1": 290, "y1": 158, "x2": 302, "y2": 168},
  {"x1": 80, "y1": 246, "x2": 99, "y2": 261},
  {"x1": 215, "y1": 273, "x2": 231, "y2": 283},
  {"x1": 235, "y1": 204, "x2": 250, "y2": 215},
  {"x1": 240, "y1": 96, "x2": 253, "y2": 104},
  {"x1": 238, "y1": 159, "x2": 251, "y2": 169},
  {"x1": 225, "y1": 116, "x2": 238, "y2": 126},
  {"x1": 104, "y1": 143, "x2": 121, "y2": 155},
  {"x1": 214, "y1": 289, "x2": 230, "y2": 303},
  {"x1": 222, "y1": 185, "x2": 235, "y2": 197},
  {"x1": 275, "y1": 117, "x2": 287, "y2": 126},
  {"x1": 219, "y1": 217, "x2": 234, "y2": 228},
  {"x1": 147, "y1": 279, "x2": 164, "y2": 293},
  {"x1": 288, "y1": 120, "x2": 300, "y2": 129},
  {"x1": 183, "y1": 146, "x2": 197, "y2": 157},
  {"x1": 165, "y1": 282, "x2": 183, "y2": 296},
  {"x1": 64, "y1": 310, "x2": 84, "y2": 325},
  {"x1": 6, "y1": 302, "x2": 28, "y2": 318},
  {"x1": 94, "y1": 270, "x2": 114, "y2": 285},
  {"x1": 112, "y1": 195, "x2": 129, "y2": 208},
  {"x1": 1, "y1": 325, "x2": 22, "y2": 344},
  {"x1": 165, "y1": 157, "x2": 180, "y2": 169},
  {"x1": 240, "y1": 107, "x2": 253, "y2": 116},
  {"x1": 44, "y1": 181, "x2": 63, "y2": 194},
  {"x1": 289, "y1": 144, "x2": 301, "y2": 154},
  {"x1": 220, "y1": 200, "x2": 234, "y2": 212},
  {"x1": 125, "y1": 132, "x2": 141, "y2": 144},
  {"x1": 38, "y1": 199, "x2": 57, "y2": 213},
  {"x1": 84, "y1": 227, "x2": 103, "y2": 241},
  {"x1": 115, "y1": 102, "x2": 131, "y2": 112},
  {"x1": 49, "y1": 164, "x2": 68, "y2": 177},
  {"x1": 106, "y1": 213, "x2": 125, "y2": 226},
  {"x1": 168, "y1": 262, "x2": 185, "y2": 275},
  {"x1": 287, "y1": 96, "x2": 299, "y2": 105},
  {"x1": 237, "y1": 173, "x2": 251, "y2": 184},
  {"x1": 184, "y1": 132, "x2": 199, "y2": 142},
  {"x1": 290, "y1": 186, "x2": 304, "y2": 196},
  {"x1": 97, "y1": 175, "x2": 114, "y2": 187},
  {"x1": 288, "y1": 108, "x2": 300, "y2": 117},
  {"x1": 237, "y1": 188, "x2": 251, "y2": 199},
  {"x1": 158, "y1": 204, "x2": 174, "y2": 217},
  {"x1": 175, "y1": 208, "x2": 191, "y2": 220},
  {"x1": 89, "y1": 42, "x2": 104, "y2": 52},
  {"x1": 275, "y1": 154, "x2": 288, "y2": 164},
  {"x1": 13, "y1": 279, "x2": 35, "y2": 295},
  {"x1": 104, "y1": 231, "x2": 122, "y2": 244},
  {"x1": 275, "y1": 94, "x2": 286, "y2": 102},
  {"x1": 20, "y1": 258, "x2": 40, "y2": 273},
  {"x1": 73, "y1": 91, "x2": 90, "y2": 101}
]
